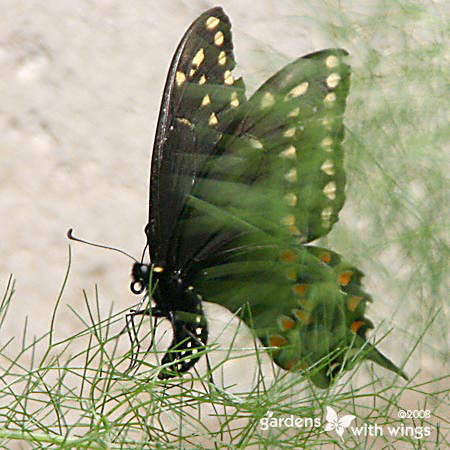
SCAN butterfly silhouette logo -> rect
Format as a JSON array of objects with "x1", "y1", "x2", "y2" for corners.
[{"x1": 324, "y1": 406, "x2": 356, "y2": 441}]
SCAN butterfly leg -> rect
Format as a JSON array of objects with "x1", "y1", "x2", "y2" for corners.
[
  {"x1": 124, "y1": 309, "x2": 151, "y2": 373},
  {"x1": 124, "y1": 306, "x2": 168, "y2": 373}
]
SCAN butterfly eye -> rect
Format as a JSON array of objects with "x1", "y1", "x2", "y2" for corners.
[{"x1": 130, "y1": 280, "x2": 144, "y2": 295}]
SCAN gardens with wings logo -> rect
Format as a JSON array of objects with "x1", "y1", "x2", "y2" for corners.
[
  {"x1": 259, "y1": 406, "x2": 434, "y2": 442},
  {"x1": 323, "y1": 406, "x2": 356, "y2": 441}
]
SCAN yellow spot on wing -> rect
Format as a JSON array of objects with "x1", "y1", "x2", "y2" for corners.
[
  {"x1": 201, "y1": 94, "x2": 211, "y2": 106},
  {"x1": 285, "y1": 192, "x2": 297, "y2": 207},
  {"x1": 214, "y1": 31, "x2": 224, "y2": 46},
  {"x1": 208, "y1": 112, "x2": 219, "y2": 125},
  {"x1": 249, "y1": 137, "x2": 263, "y2": 149},
  {"x1": 224, "y1": 70, "x2": 234, "y2": 85},
  {"x1": 192, "y1": 48, "x2": 205, "y2": 68},
  {"x1": 261, "y1": 92, "x2": 275, "y2": 108},
  {"x1": 289, "y1": 225, "x2": 301, "y2": 236},
  {"x1": 321, "y1": 159, "x2": 335, "y2": 176},
  {"x1": 282, "y1": 215, "x2": 296, "y2": 226},
  {"x1": 322, "y1": 116, "x2": 333, "y2": 130},
  {"x1": 199, "y1": 75, "x2": 206, "y2": 85},
  {"x1": 279, "y1": 145, "x2": 296, "y2": 159},
  {"x1": 283, "y1": 127, "x2": 296, "y2": 138},
  {"x1": 323, "y1": 181, "x2": 337, "y2": 200},
  {"x1": 321, "y1": 137, "x2": 333, "y2": 147},
  {"x1": 321, "y1": 137, "x2": 333, "y2": 153},
  {"x1": 206, "y1": 16, "x2": 220, "y2": 30},
  {"x1": 324, "y1": 92, "x2": 337, "y2": 105},
  {"x1": 175, "y1": 71, "x2": 186, "y2": 87},
  {"x1": 218, "y1": 51, "x2": 226, "y2": 65},
  {"x1": 326, "y1": 73, "x2": 341, "y2": 89},
  {"x1": 284, "y1": 168, "x2": 297, "y2": 182},
  {"x1": 230, "y1": 91, "x2": 239, "y2": 107},
  {"x1": 326, "y1": 55, "x2": 339, "y2": 68},
  {"x1": 286, "y1": 81, "x2": 309, "y2": 99},
  {"x1": 321, "y1": 207, "x2": 333, "y2": 220},
  {"x1": 288, "y1": 107, "x2": 300, "y2": 117},
  {"x1": 177, "y1": 117, "x2": 192, "y2": 126}
]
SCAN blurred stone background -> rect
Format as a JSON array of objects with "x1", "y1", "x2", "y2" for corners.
[{"x1": 1, "y1": 0, "x2": 447, "y2": 397}]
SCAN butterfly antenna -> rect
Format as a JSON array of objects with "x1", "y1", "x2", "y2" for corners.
[
  {"x1": 140, "y1": 244, "x2": 148, "y2": 264},
  {"x1": 67, "y1": 228, "x2": 138, "y2": 263}
]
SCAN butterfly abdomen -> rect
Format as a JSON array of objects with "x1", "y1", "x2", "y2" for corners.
[
  {"x1": 159, "y1": 305, "x2": 208, "y2": 379},
  {"x1": 152, "y1": 273, "x2": 208, "y2": 379}
]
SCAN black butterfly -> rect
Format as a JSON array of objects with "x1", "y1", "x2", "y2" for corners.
[{"x1": 130, "y1": 7, "x2": 407, "y2": 387}]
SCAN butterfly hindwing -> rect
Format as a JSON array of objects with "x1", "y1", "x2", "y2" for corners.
[{"x1": 195, "y1": 241, "x2": 407, "y2": 387}]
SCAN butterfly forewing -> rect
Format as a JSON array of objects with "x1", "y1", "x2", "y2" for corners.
[
  {"x1": 148, "y1": 7, "x2": 246, "y2": 265},
  {"x1": 232, "y1": 49, "x2": 350, "y2": 242}
]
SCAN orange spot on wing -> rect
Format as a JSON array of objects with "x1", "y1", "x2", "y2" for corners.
[
  {"x1": 293, "y1": 283, "x2": 308, "y2": 296},
  {"x1": 269, "y1": 335, "x2": 288, "y2": 347},
  {"x1": 293, "y1": 308, "x2": 314, "y2": 325},
  {"x1": 281, "y1": 359, "x2": 297, "y2": 370},
  {"x1": 280, "y1": 250, "x2": 296, "y2": 263},
  {"x1": 338, "y1": 271, "x2": 352, "y2": 286},
  {"x1": 279, "y1": 316, "x2": 296, "y2": 331},
  {"x1": 319, "y1": 251, "x2": 331, "y2": 264},
  {"x1": 298, "y1": 361, "x2": 309, "y2": 370},
  {"x1": 286, "y1": 269, "x2": 297, "y2": 280},
  {"x1": 289, "y1": 224, "x2": 301, "y2": 236},
  {"x1": 350, "y1": 320, "x2": 365, "y2": 333},
  {"x1": 347, "y1": 296, "x2": 364, "y2": 312},
  {"x1": 299, "y1": 298, "x2": 308, "y2": 308}
]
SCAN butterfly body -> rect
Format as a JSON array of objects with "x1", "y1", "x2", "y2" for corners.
[
  {"x1": 130, "y1": 7, "x2": 407, "y2": 387},
  {"x1": 131, "y1": 261, "x2": 208, "y2": 376}
]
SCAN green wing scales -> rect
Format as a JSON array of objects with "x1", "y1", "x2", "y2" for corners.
[
  {"x1": 184, "y1": 49, "x2": 407, "y2": 387},
  {"x1": 196, "y1": 242, "x2": 407, "y2": 387}
]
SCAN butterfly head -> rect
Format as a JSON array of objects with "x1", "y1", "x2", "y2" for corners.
[{"x1": 130, "y1": 262, "x2": 165, "y2": 295}]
